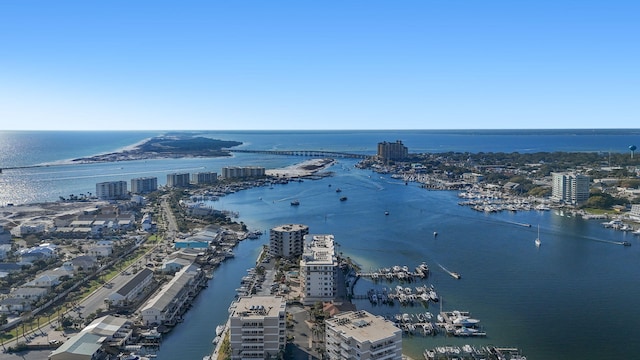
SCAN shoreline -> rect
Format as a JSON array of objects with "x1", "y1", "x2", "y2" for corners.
[
  {"x1": 69, "y1": 134, "x2": 243, "y2": 164},
  {"x1": 265, "y1": 158, "x2": 335, "y2": 178}
]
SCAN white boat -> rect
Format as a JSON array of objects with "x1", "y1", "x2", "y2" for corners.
[
  {"x1": 452, "y1": 317, "x2": 481, "y2": 326},
  {"x1": 216, "y1": 325, "x2": 225, "y2": 336},
  {"x1": 429, "y1": 290, "x2": 439, "y2": 302},
  {"x1": 455, "y1": 327, "x2": 480, "y2": 336},
  {"x1": 535, "y1": 224, "x2": 541, "y2": 247}
]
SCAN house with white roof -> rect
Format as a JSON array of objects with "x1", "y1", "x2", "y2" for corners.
[
  {"x1": 161, "y1": 257, "x2": 193, "y2": 273},
  {"x1": 25, "y1": 273, "x2": 62, "y2": 288},
  {"x1": 87, "y1": 245, "x2": 113, "y2": 258}
]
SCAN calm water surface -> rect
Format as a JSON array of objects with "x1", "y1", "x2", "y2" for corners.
[{"x1": 157, "y1": 160, "x2": 640, "y2": 360}]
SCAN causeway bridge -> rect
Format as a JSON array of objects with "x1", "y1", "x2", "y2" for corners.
[{"x1": 227, "y1": 149, "x2": 371, "y2": 159}]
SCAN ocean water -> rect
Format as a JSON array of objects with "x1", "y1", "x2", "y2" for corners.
[
  {"x1": 2, "y1": 129, "x2": 639, "y2": 206},
  {"x1": 1, "y1": 130, "x2": 640, "y2": 360}
]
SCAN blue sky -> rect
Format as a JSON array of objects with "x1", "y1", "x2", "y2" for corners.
[{"x1": 1, "y1": 0, "x2": 638, "y2": 130}]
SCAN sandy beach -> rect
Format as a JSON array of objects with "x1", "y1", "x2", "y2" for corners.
[{"x1": 265, "y1": 158, "x2": 335, "y2": 178}]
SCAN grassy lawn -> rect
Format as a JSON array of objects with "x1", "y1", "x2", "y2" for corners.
[{"x1": 581, "y1": 208, "x2": 612, "y2": 215}]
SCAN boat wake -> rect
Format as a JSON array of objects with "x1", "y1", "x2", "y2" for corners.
[{"x1": 437, "y1": 263, "x2": 461, "y2": 279}]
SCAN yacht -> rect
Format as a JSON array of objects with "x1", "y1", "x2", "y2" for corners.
[
  {"x1": 216, "y1": 325, "x2": 225, "y2": 336},
  {"x1": 290, "y1": 200, "x2": 300, "y2": 206},
  {"x1": 535, "y1": 224, "x2": 541, "y2": 247}
]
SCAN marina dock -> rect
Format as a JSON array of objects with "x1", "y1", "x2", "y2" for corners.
[
  {"x1": 423, "y1": 345, "x2": 526, "y2": 360},
  {"x1": 356, "y1": 263, "x2": 430, "y2": 282}
]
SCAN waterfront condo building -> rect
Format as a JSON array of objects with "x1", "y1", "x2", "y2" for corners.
[
  {"x1": 228, "y1": 295, "x2": 287, "y2": 360},
  {"x1": 222, "y1": 166, "x2": 266, "y2": 179},
  {"x1": 96, "y1": 181, "x2": 128, "y2": 200},
  {"x1": 269, "y1": 224, "x2": 309, "y2": 259},
  {"x1": 166, "y1": 172, "x2": 191, "y2": 187},
  {"x1": 377, "y1": 140, "x2": 408, "y2": 162},
  {"x1": 130, "y1": 176, "x2": 158, "y2": 194},
  {"x1": 192, "y1": 171, "x2": 218, "y2": 185},
  {"x1": 551, "y1": 172, "x2": 590, "y2": 205},
  {"x1": 325, "y1": 310, "x2": 402, "y2": 360},
  {"x1": 299, "y1": 234, "x2": 337, "y2": 305}
]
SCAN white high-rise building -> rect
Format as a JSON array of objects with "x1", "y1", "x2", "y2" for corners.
[
  {"x1": 192, "y1": 172, "x2": 218, "y2": 185},
  {"x1": 552, "y1": 172, "x2": 590, "y2": 205},
  {"x1": 269, "y1": 224, "x2": 309, "y2": 258},
  {"x1": 228, "y1": 295, "x2": 286, "y2": 360},
  {"x1": 166, "y1": 173, "x2": 190, "y2": 187},
  {"x1": 222, "y1": 166, "x2": 266, "y2": 179},
  {"x1": 325, "y1": 310, "x2": 402, "y2": 360},
  {"x1": 299, "y1": 234, "x2": 337, "y2": 305},
  {"x1": 131, "y1": 177, "x2": 158, "y2": 194},
  {"x1": 96, "y1": 181, "x2": 128, "y2": 200}
]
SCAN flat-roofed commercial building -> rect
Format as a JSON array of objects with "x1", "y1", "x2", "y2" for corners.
[
  {"x1": 228, "y1": 295, "x2": 286, "y2": 360},
  {"x1": 325, "y1": 310, "x2": 402, "y2": 360},
  {"x1": 269, "y1": 224, "x2": 309, "y2": 258}
]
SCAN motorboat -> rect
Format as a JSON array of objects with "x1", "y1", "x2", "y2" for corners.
[{"x1": 216, "y1": 325, "x2": 225, "y2": 336}]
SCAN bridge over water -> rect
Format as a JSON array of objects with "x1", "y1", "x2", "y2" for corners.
[{"x1": 227, "y1": 149, "x2": 371, "y2": 159}]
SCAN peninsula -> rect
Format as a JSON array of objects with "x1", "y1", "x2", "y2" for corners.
[{"x1": 71, "y1": 134, "x2": 243, "y2": 163}]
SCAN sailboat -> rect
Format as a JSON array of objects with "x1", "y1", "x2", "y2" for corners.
[{"x1": 535, "y1": 225, "x2": 541, "y2": 247}]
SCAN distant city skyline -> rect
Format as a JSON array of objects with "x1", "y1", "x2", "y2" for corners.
[{"x1": 1, "y1": 1, "x2": 638, "y2": 130}]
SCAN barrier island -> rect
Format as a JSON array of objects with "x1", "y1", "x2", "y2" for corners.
[{"x1": 72, "y1": 134, "x2": 243, "y2": 163}]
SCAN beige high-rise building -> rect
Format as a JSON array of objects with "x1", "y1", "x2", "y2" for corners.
[
  {"x1": 228, "y1": 295, "x2": 286, "y2": 360},
  {"x1": 377, "y1": 140, "x2": 408, "y2": 162},
  {"x1": 325, "y1": 310, "x2": 402, "y2": 360},
  {"x1": 269, "y1": 224, "x2": 309, "y2": 258}
]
